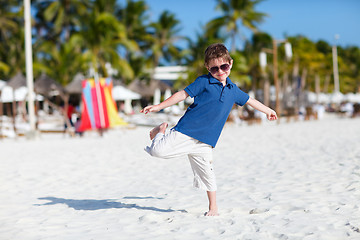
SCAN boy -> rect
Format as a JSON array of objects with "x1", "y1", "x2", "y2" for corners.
[{"x1": 140, "y1": 43, "x2": 277, "y2": 216}]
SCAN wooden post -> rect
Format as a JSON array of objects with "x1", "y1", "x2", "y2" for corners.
[
  {"x1": 24, "y1": 0, "x2": 37, "y2": 136},
  {"x1": 273, "y1": 39, "x2": 280, "y2": 116}
]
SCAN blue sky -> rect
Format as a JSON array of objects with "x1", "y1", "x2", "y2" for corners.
[{"x1": 142, "y1": 0, "x2": 360, "y2": 48}]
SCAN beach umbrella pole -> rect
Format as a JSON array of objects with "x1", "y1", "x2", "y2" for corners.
[
  {"x1": 332, "y1": 35, "x2": 340, "y2": 94},
  {"x1": 24, "y1": 0, "x2": 37, "y2": 138}
]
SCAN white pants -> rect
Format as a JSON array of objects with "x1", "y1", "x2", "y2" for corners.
[{"x1": 145, "y1": 129, "x2": 217, "y2": 191}]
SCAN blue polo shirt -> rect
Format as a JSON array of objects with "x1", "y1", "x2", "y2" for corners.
[{"x1": 173, "y1": 74, "x2": 249, "y2": 147}]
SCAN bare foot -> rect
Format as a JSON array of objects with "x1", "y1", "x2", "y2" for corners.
[
  {"x1": 150, "y1": 122, "x2": 168, "y2": 140},
  {"x1": 205, "y1": 207, "x2": 219, "y2": 216}
]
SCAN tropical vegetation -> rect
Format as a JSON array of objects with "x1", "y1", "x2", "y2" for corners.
[{"x1": 0, "y1": 0, "x2": 359, "y2": 108}]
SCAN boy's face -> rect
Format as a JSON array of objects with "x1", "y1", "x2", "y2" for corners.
[{"x1": 206, "y1": 58, "x2": 233, "y2": 84}]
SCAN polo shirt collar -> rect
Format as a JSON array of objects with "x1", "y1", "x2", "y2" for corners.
[{"x1": 208, "y1": 73, "x2": 234, "y2": 88}]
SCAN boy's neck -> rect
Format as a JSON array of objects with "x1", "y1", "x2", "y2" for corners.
[
  {"x1": 209, "y1": 73, "x2": 228, "y2": 86},
  {"x1": 217, "y1": 78, "x2": 227, "y2": 86}
]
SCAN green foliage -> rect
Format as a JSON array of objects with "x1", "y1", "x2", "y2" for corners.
[
  {"x1": 34, "y1": 34, "x2": 87, "y2": 85},
  {"x1": 148, "y1": 10, "x2": 182, "y2": 68},
  {"x1": 207, "y1": 0, "x2": 267, "y2": 51},
  {"x1": 0, "y1": 0, "x2": 359, "y2": 94}
]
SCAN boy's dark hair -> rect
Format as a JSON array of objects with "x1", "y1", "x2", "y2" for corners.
[{"x1": 204, "y1": 43, "x2": 233, "y2": 67}]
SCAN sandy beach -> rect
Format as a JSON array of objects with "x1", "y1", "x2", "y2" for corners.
[{"x1": 0, "y1": 115, "x2": 359, "y2": 240}]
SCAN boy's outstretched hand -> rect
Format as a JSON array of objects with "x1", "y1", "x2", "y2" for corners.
[
  {"x1": 140, "y1": 105, "x2": 161, "y2": 114},
  {"x1": 267, "y1": 110, "x2": 278, "y2": 121}
]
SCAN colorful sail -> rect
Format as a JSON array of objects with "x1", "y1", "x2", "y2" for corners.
[{"x1": 78, "y1": 78, "x2": 127, "y2": 131}]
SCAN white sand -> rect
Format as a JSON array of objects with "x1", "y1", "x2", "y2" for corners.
[{"x1": 0, "y1": 115, "x2": 359, "y2": 240}]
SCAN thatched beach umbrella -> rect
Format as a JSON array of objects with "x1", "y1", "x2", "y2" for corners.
[
  {"x1": 7, "y1": 72, "x2": 27, "y2": 89},
  {"x1": 128, "y1": 79, "x2": 171, "y2": 98},
  {"x1": 34, "y1": 73, "x2": 65, "y2": 97},
  {"x1": 65, "y1": 73, "x2": 85, "y2": 94},
  {"x1": 34, "y1": 73, "x2": 67, "y2": 122}
]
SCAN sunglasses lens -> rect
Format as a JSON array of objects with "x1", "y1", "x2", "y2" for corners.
[
  {"x1": 220, "y1": 64, "x2": 230, "y2": 71},
  {"x1": 210, "y1": 66, "x2": 219, "y2": 74},
  {"x1": 209, "y1": 64, "x2": 230, "y2": 74}
]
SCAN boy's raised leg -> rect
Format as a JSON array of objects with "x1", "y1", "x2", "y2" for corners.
[
  {"x1": 205, "y1": 191, "x2": 219, "y2": 216},
  {"x1": 150, "y1": 122, "x2": 168, "y2": 140}
]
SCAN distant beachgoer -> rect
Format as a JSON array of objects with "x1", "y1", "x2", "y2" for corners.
[
  {"x1": 61, "y1": 102, "x2": 75, "y2": 130},
  {"x1": 140, "y1": 43, "x2": 277, "y2": 216}
]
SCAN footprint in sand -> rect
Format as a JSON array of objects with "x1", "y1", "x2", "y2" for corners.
[{"x1": 249, "y1": 208, "x2": 270, "y2": 214}]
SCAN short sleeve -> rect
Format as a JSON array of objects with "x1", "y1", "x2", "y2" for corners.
[
  {"x1": 184, "y1": 76, "x2": 206, "y2": 98},
  {"x1": 234, "y1": 86, "x2": 250, "y2": 106}
]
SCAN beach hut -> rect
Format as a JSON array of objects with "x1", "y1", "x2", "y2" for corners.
[
  {"x1": 330, "y1": 92, "x2": 344, "y2": 104},
  {"x1": 64, "y1": 73, "x2": 85, "y2": 111},
  {"x1": 2, "y1": 72, "x2": 43, "y2": 136},
  {"x1": 34, "y1": 73, "x2": 70, "y2": 129},
  {"x1": 112, "y1": 85, "x2": 141, "y2": 101},
  {"x1": 128, "y1": 79, "x2": 172, "y2": 109},
  {"x1": 112, "y1": 80, "x2": 141, "y2": 101},
  {"x1": 5, "y1": 72, "x2": 27, "y2": 129},
  {"x1": 0, "y1": 80, "x2": 6, "y2": 89},
  {"x1": 112, "y1": 83, "x2": 141, "y2": 114},
  {"x1": 344, "y1": 93, "x2": 360, "y2": 103},
  {"x1": 0, "y1": 86, "x2": 43, "y2": 103}
]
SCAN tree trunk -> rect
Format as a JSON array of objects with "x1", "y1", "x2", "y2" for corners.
[
  {"x1": 299, "y1": 68, "x2": 308, "y2": 108},
  {"x1": 292, "y1": 59, "x2": 300, "y2": 118},
  {"x1": 282, "y1": 68, "x2": 290, "y2": 108},
  {"x1": 301, "y1": 68, "x2": 307, "y2": 90},
  {"x1": 251, "y1": 72, "x2": 257, "y2": 97},
  {"x1": 315, "y1": 74, "x2": 320, "y2": 103},
  {"x1": 323, "y1": 74, "x2": 331, "y2": 93},
  {"x1": 262, "y1": 71, "x2": 270, "y2": 107},
  {"x1": 12, "y1": 89, "x2": 17, "y2": 138}
]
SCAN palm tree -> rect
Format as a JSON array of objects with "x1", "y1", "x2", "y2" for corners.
[
  {"x1": 243, "y1": 32, "x2": 272, "y2": 94},
  {"x1": 148, "y1": 10, "x2": 182, "y2": 70},
  {"x1": 80, "y1": 9, "x2": 138, "y2": 80},
  {"x1": 33, "y1": 0, "x2": 91, "y2": 43},
  {"x1": 116, "y1": 0, "x2": 152, "y2": 83},
  {"x1": 92, "y1": 0, "x2": 119, "y2": 13},
  {"x1": 178, "y1": 29, "x2": 249, "y2": 90},
  {"x1": 0, "y1": 1, "x2": 19, "y2": 43},
  {"x1": 34, "y1": 35, "x2": 87, "y2": 86},
  {"x1": 0, "y1": 0, "x2": 23, "y2": 78},
  {"x1": 285, "y1": 35, "x2": 328, "y2": 116},
  {"x1": 337, "y1": 46, "x2": 360, "y2": 92},
  {"x1": 117, "y1": 0, "x2": 149, "y2": 48},
  {"x1": 315, "y1": 40, "x2": 335, "y2": 93},
  {"x1": 288, "y1": 36, "x2": 326, "y2": 91},
  {"x1": 207, "y1": 0, "x2": 267, "y2": 52}
]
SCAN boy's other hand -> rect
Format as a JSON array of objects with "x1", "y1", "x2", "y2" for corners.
[
  {"x1": 140, "y1": 105, "x2": 160, "y2": 114},
  {"x1": 267, "y1": 110, "x2": 278, "y2": 121}
]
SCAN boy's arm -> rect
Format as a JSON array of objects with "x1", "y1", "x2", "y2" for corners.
[
  {"x1": 246, "y1": 97, "x2": 278, "y2": 121},
  {"x1": 140, "y1": 90, "x2": 189, "y2": 114}
]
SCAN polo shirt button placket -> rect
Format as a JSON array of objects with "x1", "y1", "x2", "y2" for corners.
[{"x1": 220, "y1": 86, "x2": 225, "y2": 102}]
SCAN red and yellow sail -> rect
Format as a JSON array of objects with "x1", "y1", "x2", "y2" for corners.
[{"x1": 78, "y1": 78, "x2": 126, "y2": 131}]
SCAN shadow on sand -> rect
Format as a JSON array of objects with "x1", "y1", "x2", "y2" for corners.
[{"x1": 35, "y1": 197, "x2": 187, "y2": 213}]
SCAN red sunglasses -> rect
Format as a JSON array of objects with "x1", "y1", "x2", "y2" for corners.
[{"x1": 208, "y1": 63, "x2": 230, "y2": 74}]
